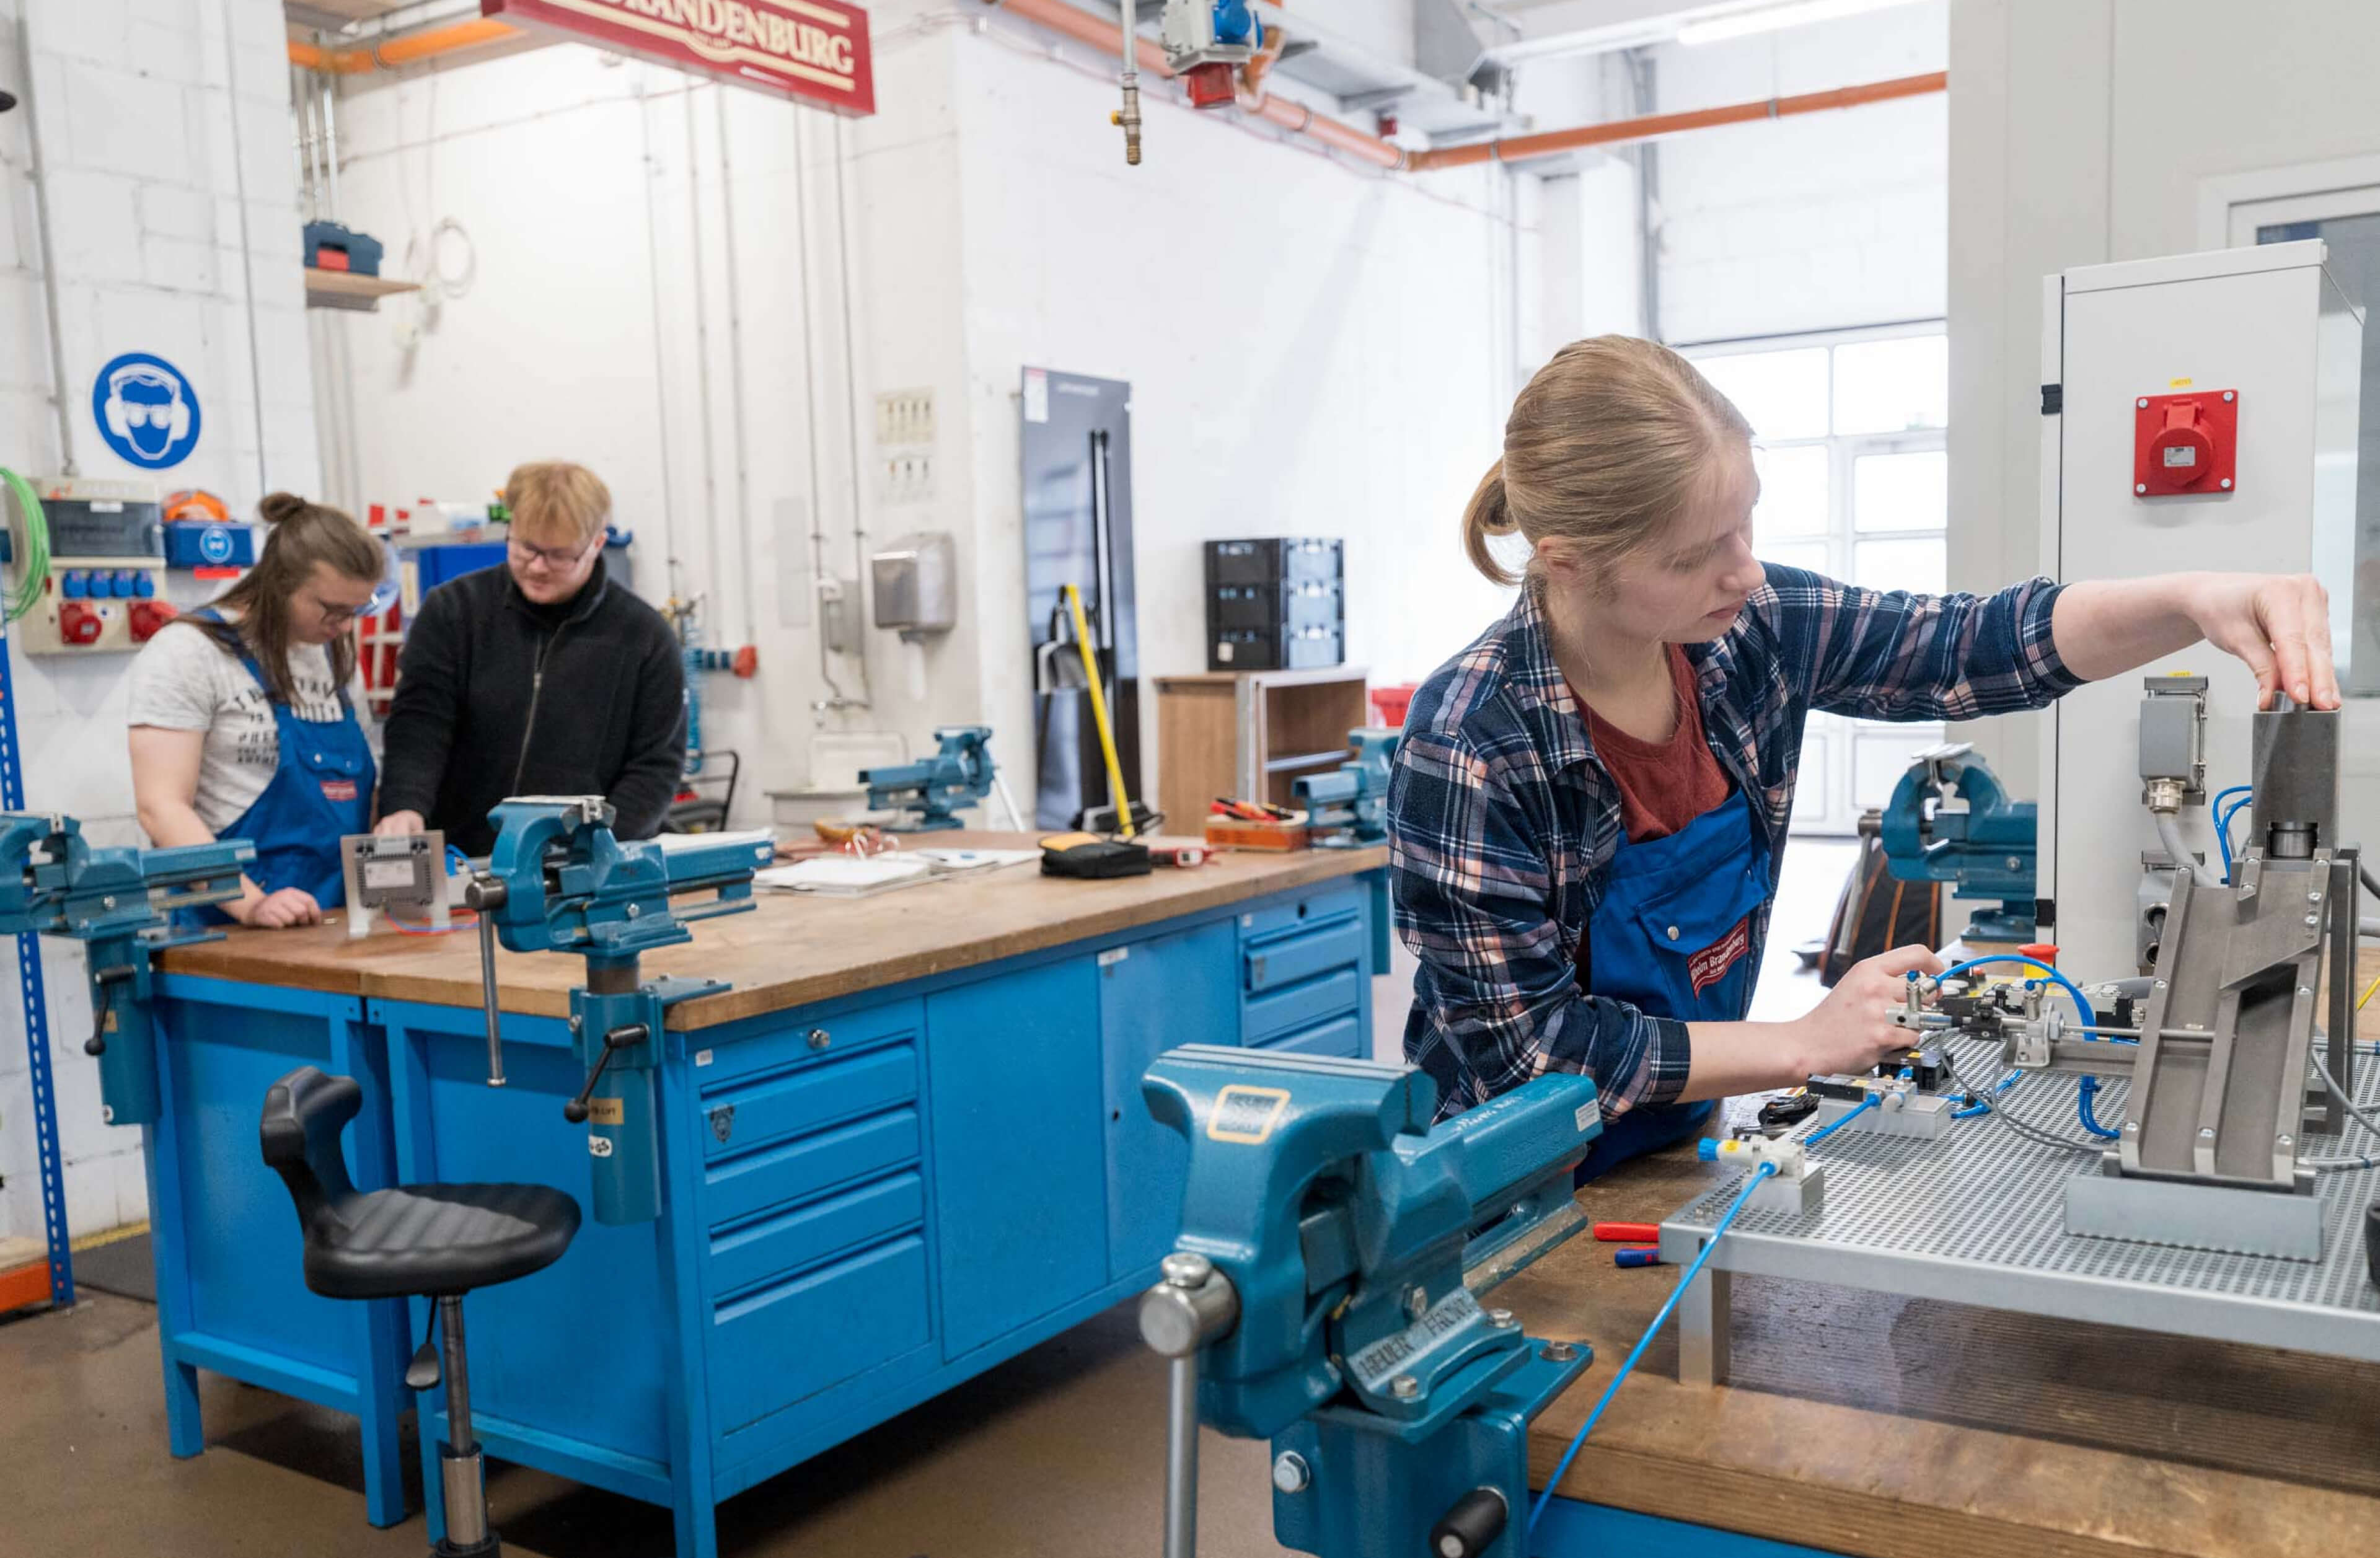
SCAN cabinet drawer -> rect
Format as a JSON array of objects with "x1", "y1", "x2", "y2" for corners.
[
  {"x1": 1253, "y1": 1015, "x2": 1363, "y2": 1058},
  {"x1": 1244, "y1": 916, "x2": 1367, "y2": 994},
  {"x1": 1243, "y1": 967, "x2": 1362, "y2": 1044},
  {"x1": 703, "y1": 1109, "x2": 920, "y2": 1227},
  {"x1": 690, "y1": 998, "x2": 922, "y2": 1084},
  {"x1": 710, "y1": 1234, "x2": 932, "y2": 1437},
  {"x1": 707, "y1": 1171, "x2": 926, "y2": 1300},
  {"x1": 1239, "y1": 884, "x2": 1364, "y2": 944},
  {"x1": 700, "y1": 1042, "x2": 918, "y2": 1163}
]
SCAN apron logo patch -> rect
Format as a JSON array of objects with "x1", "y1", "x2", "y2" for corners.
[
  {"x1": 320, "y1": 778, "x2": 358, "y2": 803},
  {"x1": 1688, "y1": 914, "x2": 1753, "y2": 996}
]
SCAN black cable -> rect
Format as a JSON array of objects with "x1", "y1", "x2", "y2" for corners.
[{"x1": 1937, "y1": 1043, "x2": 2108, "y2": 1155}]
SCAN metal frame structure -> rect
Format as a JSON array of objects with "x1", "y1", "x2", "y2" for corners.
[
  {"x1": 2, "y1": 624, "x2": 72, "y2": 1309},
  {"x1": 1659, "y1": 1050, "x2": 2380, "y2": 1387}
]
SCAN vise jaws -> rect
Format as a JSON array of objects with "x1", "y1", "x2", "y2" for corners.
[
  {"x1": 1138, "y1": 1045, "x2": 1602, "y2": 1558},
  {"x1": 861, "y1": 725, "x2": 995, "y2": 832},
  {"x1": 464, "y1": 798, "x2": 770, "y2": 1225},
  {"x1": 1290, "y1": 728, "x2": 1398, "y2": 848},
  {"x1": 1879, "y1": 742, "x2": 2038, "y2": 941},
  {"x1": 0, "y1": 814, "x2": 250, "y2": 1127}
]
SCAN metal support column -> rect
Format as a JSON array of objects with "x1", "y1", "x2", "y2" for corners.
[{"x1": 1, "y1": 626, "x2": 73, "y2": 1308}]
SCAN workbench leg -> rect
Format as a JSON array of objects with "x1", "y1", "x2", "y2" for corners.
[
  {"x1": 1677, "y1": 1265, "x2": 1732, "y2": 1387},
  {"x1": 142, "y1": 1057, "x2": 204, "y2": 1459},
  {"x1": 416, "y1": 1332, "x2": 450, "y2": 1547},
  {"x1": 658, "y1": 1056, "x2": 720, "y2": 1558},
  {"x1": 333, "y1": 1016, "x2": 411, "y2": 1528}
]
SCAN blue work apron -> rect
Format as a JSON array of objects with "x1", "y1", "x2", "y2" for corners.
[
  {"x1": 188, "y1": 615, "x2": 376, "y2": 925},
  {"x1": 1573, "y1": 788, "x2": 1770, "y2": 1182}
]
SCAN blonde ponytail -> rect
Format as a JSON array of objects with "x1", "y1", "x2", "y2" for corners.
[
  {"x1": 1463, "y1": 335, "x2": 1752, "y2": 591},
  {"x1": 1462, "y1": 459, "x2": 1522, "y2": 588}
]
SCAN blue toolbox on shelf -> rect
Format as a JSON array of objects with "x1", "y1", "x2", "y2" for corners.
[
  {"x1": 163, "y1": 520, "x2": 255, "y2": 570},
  {"x1": 302, "y1": 220, "x2": 384, "y2": 276}
]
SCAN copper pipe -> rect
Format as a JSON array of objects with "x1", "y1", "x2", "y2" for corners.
[
  {"x1": 288, "y1": 17, "x2": 522, "y2": 75},
  {"x1": 1405, "y1": 70, "x2": 1947, "y2": 172}
]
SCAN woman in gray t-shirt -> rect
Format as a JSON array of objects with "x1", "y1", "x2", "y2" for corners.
[{"x1": 126, "y1": 494, "x2": 386, "y2": 928}]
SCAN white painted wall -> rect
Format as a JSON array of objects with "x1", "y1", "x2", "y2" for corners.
[
  {"x1": 0, "y1": 0, "x2": 316, "y2": 1244},
  {"x1": 951, "y1": 17, "x2": 1534, "y2": 774},
  {"x1": 1947, "y1": 0, "x2": 2380, "y2": 787},
  {"x1": 1642, "y1": 1, "x2": 1945, "y2": 343},
  {"x1": 322, "y1": 2, "x2": 1545, "y2": 822}
]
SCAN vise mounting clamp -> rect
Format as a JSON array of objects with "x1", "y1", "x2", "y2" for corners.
[
  {"x1": 0, "y1": 812, "x2": 250, "y2": 1127},
  {"x1": 1137, "y1": 1045, "x2": 1603, "y2": 1558},
  {"x1": 464, "y1": 797, "x2": 769, "y2": 1225}
]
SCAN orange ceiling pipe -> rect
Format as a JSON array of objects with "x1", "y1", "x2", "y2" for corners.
[
  {"x1": 288, "y1": 17, "x2": 523, "y2": 75},
  {"x1": 1405, "y1": 69, "x2": 1947, "y2": 172},
  {"x1": 992, "y1": 0, "x2": 1404, "y2": 170}
]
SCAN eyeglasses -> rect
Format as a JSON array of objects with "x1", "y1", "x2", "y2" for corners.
[
  {"x1": 508, "y1": 534, "x2": 602, "y2": 570},
  {"x1": 309, "y1": 593, "x2": 374, "y2": 628}
]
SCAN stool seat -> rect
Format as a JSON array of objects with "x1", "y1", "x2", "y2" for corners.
[
  {"x1": 261, "y1": 1065, "x2": 581, "y2": 1301},
  {"x1": 303, "y1": 1181, "x2": 581, "y2": 1301}
]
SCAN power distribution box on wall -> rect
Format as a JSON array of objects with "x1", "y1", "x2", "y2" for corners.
[
  {"x1": 20, "y1": 478, "x2": 176, "y2": 655},
  {"x1": 2038, "y1": 239, "x2": 2369, "y2": 979}
]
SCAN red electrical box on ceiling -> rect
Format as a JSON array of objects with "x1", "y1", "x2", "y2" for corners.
[{"x1": 2133, "y1": 389, "x2": 2238, "y2": 498}]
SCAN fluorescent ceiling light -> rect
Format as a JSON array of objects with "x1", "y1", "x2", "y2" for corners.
[{"x1": 1678, "y1": 0, "x2": 1926, "y2": 46}]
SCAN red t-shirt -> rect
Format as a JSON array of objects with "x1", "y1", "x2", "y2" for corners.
[{"x1": 1580, "y1": 645, "x2": 1733, "y2": 842}]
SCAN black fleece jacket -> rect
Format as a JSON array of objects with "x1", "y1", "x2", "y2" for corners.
[{"x1": 379, "y1": 557, "x2": 685, "y2": 855}]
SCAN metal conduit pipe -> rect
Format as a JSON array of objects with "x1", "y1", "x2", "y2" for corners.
[
  {"x1": 289, "y1": 18, "x2": 522, "y2": 74},
  {"x1": 1404, "y1": 69, "x2": 1947, "y2": 171}
]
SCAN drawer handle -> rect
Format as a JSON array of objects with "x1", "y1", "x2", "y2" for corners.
[
  {"x1": 808, "y1": 1028, "x2": 832, "y2": 1052},
  {"x1": 1251, "y1": 955, "x2": 1267, "y2": 984}
]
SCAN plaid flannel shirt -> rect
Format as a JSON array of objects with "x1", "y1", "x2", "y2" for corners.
[{"x1": 1389, "y1": 564, "x2": 2082, "y2": 1124}]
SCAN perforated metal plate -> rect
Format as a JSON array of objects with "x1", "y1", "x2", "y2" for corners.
[{"x1": 1660, "y1": 1043, "x2": 2380, "y2": 1360}]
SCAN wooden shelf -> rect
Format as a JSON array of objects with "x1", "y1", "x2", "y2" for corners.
[
  {"x1": 304, "y1": 268, "x2": 420, "y2": 312},
  {"x1": 1156, "y1": 666, "x2": 1371, "y2": 821}
]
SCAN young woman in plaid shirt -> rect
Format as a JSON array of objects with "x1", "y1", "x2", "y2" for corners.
[{"x1": 1390, "y1": 336, "x2": 2336, "y2": 1177}]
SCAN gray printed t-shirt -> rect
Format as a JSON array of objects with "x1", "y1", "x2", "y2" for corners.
[{"x1": 126, "y1": 617, "x2": 382, "y2": 835}]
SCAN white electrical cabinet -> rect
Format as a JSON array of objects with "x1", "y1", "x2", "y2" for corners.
[{"x1": 2040, "y1": 239, "x2": 2369, "y2": 980}]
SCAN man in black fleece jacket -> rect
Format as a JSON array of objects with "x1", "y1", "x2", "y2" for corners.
[{"x1": 374, "y1": 462, "x2": 684, "y2": 856}]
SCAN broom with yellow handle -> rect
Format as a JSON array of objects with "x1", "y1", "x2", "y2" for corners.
[{"x1": 1062, "y1": 583, "x2": 1135, "y2": 840}]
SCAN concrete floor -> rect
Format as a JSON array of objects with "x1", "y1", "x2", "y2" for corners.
[
  {"x1": 0, "y1": 1288, "x2": 1287, "y2": 1557},
  {"x1": 0, "y1": 845, "x2": 1856, "y2": 1557}
]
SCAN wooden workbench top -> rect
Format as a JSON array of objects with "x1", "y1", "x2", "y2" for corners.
[
  {"x1": 1508, "y1": 1138, "x2": 2380, "y2": 1558},
  {"x1": 154, "y1": 834, "x2": 1387, "y2": 1032}
]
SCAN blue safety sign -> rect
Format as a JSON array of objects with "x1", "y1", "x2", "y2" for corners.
[
  {"x1": 92, "y1": 352, "x2": 201, "y2": 470},
  {"x1": 198, "y1": 524, "x2": 233, "y2": 565}
]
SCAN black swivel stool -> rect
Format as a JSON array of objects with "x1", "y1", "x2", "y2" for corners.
[{"x1": 261, "y1": 1066, "x2": 580, "y2": 1557}]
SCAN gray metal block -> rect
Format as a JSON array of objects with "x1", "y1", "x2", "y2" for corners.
[
  {"x1": 1815, "y1": 1093, "x2": 1954, "y2": 1139},
  {"x1": 2065, "y1": 1165, "x2": 2325, "y2": 1261},
  {"x1": 1747, "y1": 1163, "x2": 1824, "y2": 1218}
]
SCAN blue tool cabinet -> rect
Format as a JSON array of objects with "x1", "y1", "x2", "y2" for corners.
[{"x1": 135, "y1": 864, "x2": 1385, "y2": 1557}]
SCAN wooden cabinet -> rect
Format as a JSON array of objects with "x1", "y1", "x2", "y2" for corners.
[{"x1": 1155, "y1": 666, "x2": 1372, "y2": 828}]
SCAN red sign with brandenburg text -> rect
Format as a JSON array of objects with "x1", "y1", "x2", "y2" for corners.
[{"x1": 483, "y1": 0, "x2": 874, "y2": 117}]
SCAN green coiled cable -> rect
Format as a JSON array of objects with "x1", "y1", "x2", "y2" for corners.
[{"x1": 0, "y1": 467, "x2": 52, "y2": 624}]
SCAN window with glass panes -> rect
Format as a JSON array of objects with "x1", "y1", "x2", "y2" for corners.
[{"x1": 1688, "y1": 327, "x2": 1949, "y2": 835}]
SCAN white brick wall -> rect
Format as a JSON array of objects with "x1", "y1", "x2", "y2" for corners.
[
  {"x1": 0, "y1": 0, "x2": 315, "y2": 1246},
  {"x1": 1648, "y1": 1, "x2": 1947, "y2": 343}
]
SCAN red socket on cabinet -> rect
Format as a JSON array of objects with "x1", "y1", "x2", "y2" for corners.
[{"x1": 2133, "y1": 390, "x2": 2237, "y2": 498}]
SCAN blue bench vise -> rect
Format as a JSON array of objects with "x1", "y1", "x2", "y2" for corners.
[
  {"x1": 0, "y1": 814, "x2": 251, "y2": 1127},
  {"x1": 1137, "y1": 1045, "x2": 1602, "y2": 1558},
  {"x1": 860, "y1": 725, "x2": 995, "y2": 832},
  {"x1": 462, "y1": 798, "x2": 770, "y2": 1225},
  {"x1": 1290, "y1": 728, "x2": 1398, "y2": 847},
  {"x1": 1879, "y1": 741, "x2": 2038, "y2": 942}
]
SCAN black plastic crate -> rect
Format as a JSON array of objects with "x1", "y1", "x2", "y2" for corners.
[
  {"x1": 1210, "y1": 622, "x2": 1342, "y2": 672},
  {"x1": 1210, "y1": 578, "x2": 1342, "y2": 633},
  {"x1": 1205, "y1": 537, "x2": 1342, "y2": 588}
]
